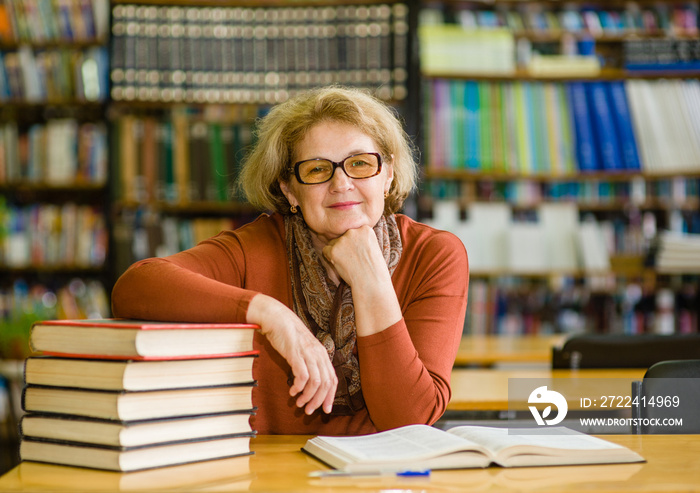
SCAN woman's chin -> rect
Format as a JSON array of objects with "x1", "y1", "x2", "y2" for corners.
[{"x1": 311, "y1": 222, "x2": 367, "y2": 245}]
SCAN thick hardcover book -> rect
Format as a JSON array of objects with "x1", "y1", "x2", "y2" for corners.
[
  {"x1": 20, "y1": 412, "x2": 254, "y2": 448},
  {"x1": 20, "y1": 433, "x2": 254, "y2": 472},
  {"x1": 29, "y1": 318, "x2": 258, "y2": 359},
  {"x1": 24, "y1": 354, "x2": 256, "y2": 391},
  {"x1": 22, "y1": 383, "x2": 255, "y2": 421},
  {"x1": 302, "y1": 424, "x2": 644, "y2": 473}
]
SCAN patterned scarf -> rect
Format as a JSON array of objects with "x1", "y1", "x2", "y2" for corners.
[{"x1": 284, "y1": 213, "x2": 402, "y2": 415}]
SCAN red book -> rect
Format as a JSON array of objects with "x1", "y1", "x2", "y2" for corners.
[{"x1": 29, "y1": 319, "x2": 259, "y2": 360}]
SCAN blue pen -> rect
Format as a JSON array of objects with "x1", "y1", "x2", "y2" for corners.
[
  {"x1": 396, "y1": 470, "x2": 431, "y2": 477},
  {"x1": 309, "y1": 470, "x2": 431, "y2": 478}
]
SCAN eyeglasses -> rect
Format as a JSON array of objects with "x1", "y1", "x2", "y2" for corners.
[{"x1": 290, "y1": 152, "x2": 382, "y2": 185}]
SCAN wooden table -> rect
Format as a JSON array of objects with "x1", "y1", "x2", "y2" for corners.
[
  {"x1": 448, "y1": 368, "x2": 647, "y2": 411},
  {"x1": 0, "y1": 434, "x2": 699, "y2": 492},
  {"x1": 454, "y1": 335, "x2": 566, "y2": 367}
]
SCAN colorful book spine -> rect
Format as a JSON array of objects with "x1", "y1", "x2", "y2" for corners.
[
  {"x1": 566, "y1": 82, "x2": 598, "y2": 172},
  {"x1": 479, "y1": 80, "x2": 494, "y2": 172},
  {"x1": 529, "y1": 82, "x2": 550, "y2": 174},
  {"x1": 586, "y1": 81, "x2": 624, "y2": 171},
  {"x1": 607, "y1": 81, "x2": 642, "y2": 171},
  {"x1": 513, "y1": 81, "x2": 532, "y2": 174},
  {"x1": 464, "y1": 80, "x2": 480, "y2": 170},
  {"x1": 450, "y1": 79, "x2": 465, "y2": 169}
]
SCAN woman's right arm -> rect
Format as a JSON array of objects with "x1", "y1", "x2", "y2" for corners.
[
  {"x1": 111, "y1": 255, "x2": 252, "y2": 324},
  {"x1": 111, "y1": 234, "x2": 337, "y2": 415}
]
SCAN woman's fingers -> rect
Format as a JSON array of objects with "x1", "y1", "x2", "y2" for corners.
[
  {"x1": 288, "y1": 361, "x2": 308, "y2": 397},
  {"x1": 247, "y1": 293, "x2": 338, "y2": 415},
  {"x1": 322, "y1": 226, "x2": 386, "y2": 287},
  {"x1": 290, "y1": 347, "x2": 337, "y2": 414}
]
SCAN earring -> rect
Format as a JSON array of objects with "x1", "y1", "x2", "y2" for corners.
[
  {"x1": 384, "y1": 191, "x2": 389, "y2": 198},
  {"x1": 290, "y1": 205, "x2": 298, "y2": 214}
]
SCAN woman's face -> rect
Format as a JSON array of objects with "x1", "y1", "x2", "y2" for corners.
[{"x1": 280, "y1": 121, "x2": 393, "y2": 248}]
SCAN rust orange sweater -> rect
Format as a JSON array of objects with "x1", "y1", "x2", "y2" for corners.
[{"x1": 112, "y1": 213, "x2": 468, "y2": 435}]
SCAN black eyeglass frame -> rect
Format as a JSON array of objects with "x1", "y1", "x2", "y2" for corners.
[{"x1": 289, "y1": 152, "x2": 383, "y2": 185}]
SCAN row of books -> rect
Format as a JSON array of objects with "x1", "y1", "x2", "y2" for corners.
[
  {"x1": 426, "y1": 196, "x2": 700, "y2": 258},
  {"x1": 598, "y1": 209, "x2": 700, "y2": 257},
  {"x1": 425, "y1": 78, "x2": 700, "y2": 175},
  {"x1": 420, "y1": 2, "x2": 700, "y2": 37},
  {"x1": 20, "y1": 318, "x2": 259, "y2": 471},
  {"x1": 0, "y1": 0, "x2": 109, "y2": 44},
  {"x1": 0, "y1": 45, "x2": 109, "y2": 102},
  {"x1": 113, "y1": 211, "x2": 242, "y2": 274},
  {"x1": 110, "y1": 3, "x2": 409, "y2": 104},
  {"x1": 0, "y1": 120, "x2": 107, "y2": 185},
  {"x1": 0, "y1": 202, "x2": 107, "y2": 269},
  {"x1": 624, "y1": 38, "x2": 700, "y2": 72},
  {"x1": 465, "y1": 278, "x2": 699, "y2": 336},
  {"x1": 419, "y1": 26, "x2": 516, "y2": 76},
  {"x1": 424, "y1": 201, "x2": 611, "y2": 275},
  {"x1": 113, "y1": 112, "x2": 257, "y2": 205},
  {"x1": 466, "y1": 278, "x2": 585, "y2": 336},
  {"x1": 424, "y1": 177, "x2": 700, "y2": 209},
  {"x1": 425, "y1": 79, "x2": 630, "y2": 174},
  {"x1": 627, "y1": 79, "x2": 700, "y2": 174},
  {"x1": 0, "y1": 278, "x2": 109, "y2": 360}
]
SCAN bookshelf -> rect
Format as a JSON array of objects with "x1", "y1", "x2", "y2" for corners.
[
  {"x1": 1, "y1": 0, "x2": 417, "y2": 353},
  {"x1": 107, "y1": 0, "x2": 414, "y2": 273},
  {"x1": 0, "y1": 0, "x2": 113, "y2": 363},
  {"x1": 415, "y1": 0, "x2": 700, "y2": 336}
]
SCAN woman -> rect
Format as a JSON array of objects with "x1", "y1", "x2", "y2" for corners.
[{"x1": 111, "y1": 86, "x2": 469, "y2": 435}]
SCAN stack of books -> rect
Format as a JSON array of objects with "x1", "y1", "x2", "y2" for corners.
[{"x1": 19, "y1": 318, "x2": 259, "y2": 472}]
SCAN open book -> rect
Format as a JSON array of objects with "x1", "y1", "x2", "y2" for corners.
[{"x1": 302, "y1": 424, "x2": 644, "y2": 473}]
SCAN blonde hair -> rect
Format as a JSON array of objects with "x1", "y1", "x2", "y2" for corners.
[{"x1": 237, "y1": 86, "x2": 418, "y2": 215}]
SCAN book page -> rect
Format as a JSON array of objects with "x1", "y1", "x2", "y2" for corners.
[
  {"x1": 448, "y1": 426, "x2": 624, "y2": 456},
  {"x1": 311, "y1": 425, "x2": 484, "y2": 462}
]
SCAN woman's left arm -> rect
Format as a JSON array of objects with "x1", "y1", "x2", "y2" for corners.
[{"x1": 322, "y1": 224, "x2": 468, "y2": 430}]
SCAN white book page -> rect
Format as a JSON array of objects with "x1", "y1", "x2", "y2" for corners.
[
  {"x1": 448, "y1": 426, "x2": 623, "y2": 456},
  {"x1": 312, "y1": 425, "x2": 484, "y2": 462}
]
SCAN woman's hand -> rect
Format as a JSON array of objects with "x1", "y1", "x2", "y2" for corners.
[
  {"x1": 321, "y1": 225, "x2": 388, "y2": 288},
  {"x1": 246, "y1": 293, "x2": 337, "y2": 415},
  {"x1": 322, "y1": 225, "x2": 402, "y2": 337}
]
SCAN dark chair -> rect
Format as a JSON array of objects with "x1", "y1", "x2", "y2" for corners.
[
  {"x1": 631, "y1": 359, "x2": 700, "y2": 434},
  {"x1": 552, "y1": 334, "x2": 700, "y2": 369}
]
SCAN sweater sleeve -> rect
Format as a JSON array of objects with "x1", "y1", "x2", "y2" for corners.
[
  {"x1": 356, "y1": 229, "x2": 468, "y2": 431},
  {"x1": 111, "y1": 230, "x2": 257, "y2": 324}
]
